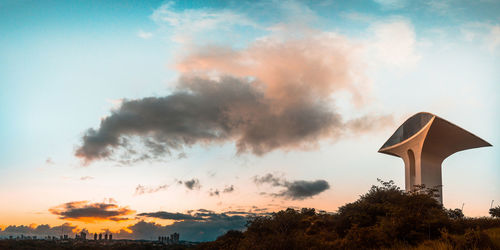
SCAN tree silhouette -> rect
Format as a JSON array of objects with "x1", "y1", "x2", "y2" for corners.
[
  {"x1": 490, "y1": 206, "x2": 500, "y2": 218},
  {"x1": 198, "y1": 179, "x2": 500, "y2": 250}
]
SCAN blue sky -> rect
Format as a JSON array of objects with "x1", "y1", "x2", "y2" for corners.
[{"x1": 0, "y1": 0, "x2": 499, "y2": 241}]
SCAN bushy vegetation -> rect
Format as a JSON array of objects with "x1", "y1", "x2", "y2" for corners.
[
  {"x1": 491, "y1": 206, "x2": 500, "y2": 218},
  {"x1": 198, "y1": 180, "x2": 500, "y2": 249},
  {"x1": 0, "y1": 240, "x2": 187, "y2": 250}
]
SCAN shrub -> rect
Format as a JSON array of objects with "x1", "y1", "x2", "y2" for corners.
[{"x1": 490, "y1": 206, "x2": 500, "y2": 218}]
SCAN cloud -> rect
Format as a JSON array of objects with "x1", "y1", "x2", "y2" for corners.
[
  {"x1": 487, "y1": 25, "x2": 500, "y2": 51},
  {"x1": 150, "y1": 2, "x2": 257, "y2": 44},
  {"x1": 253, "y1": 173, "x2": 330, "y2": 200},
  {"x1": 274, "y1": 180, "x2": 330, "y2": 200},
  {"x1": 80, "y1": 176, "x2": 94, "y2": 181},
  {"x1": 0, "y1": 223, "x2": 77, "y2": 237},
  {"x1": 49, "y1": 201, "x2": 135, "y2": 222},
  {"x1": 45, "y1": 157, "x2": 54, "y2": 165},
  {"x1": 137, "y1": 30, "x2": 153, "y2": 39},
  {"x1": 253, "y1": 173, "x2": 285, "y2": 187},
  {"x1": 373, "y1": 0, "x2": 408, "y2": 10},
  {"x1": 367, "y1": 19, "x2": 420, "y2": 68},
  {"x1": 183, "y1": 179, "x2": 201, "y2": 190},
  {"x1": 135, "y1": 184, "x2": 169, "y2": 195},
  {"x1": 345, "y1": 114, "x2": 394, "y2": 133},
  {"x1": 209, "y1": 185, "x2": 234, "y2": 197},
  {"x1": 131, "y1": 209, "x2": 264, "y2": 241},
  {"x1": 76, "y1": 30, "x2": 393, "y2": 164},
  {"x1": 137, "y1": 211, "x2": 201, "y2": 221},
  {"x1": 223, "y1": 185, "x2": 234, "y2": 193},
  {"x1": 460, "y1": 22, "x2": 500, "y2": 52},
  {"x1": 209, "y1": 189, "x2": 220, "y2": 197},
  {"x1": 425, "y1": 0, "x2": 451, "y2": 15}
]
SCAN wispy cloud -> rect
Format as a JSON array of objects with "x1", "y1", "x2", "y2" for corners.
[
  {"x1": 373, "y1": 0, "x2": 409, "y2": 10},
  {"x1": 150, "y1": 1, "x2": 258, "y2": 44},
  {"x1": 209, "y1": 185, "x2": 235, "y2": 197},
  {"x1": 137, "y1": 30, "x2": 153, "y2": 39},
  {"x1": 80, "y1": 176, "x2": 94, "y2": 181},
  {"x1": 135, "y1": 184, "x2": 169, "y2": 195},
  {"x1": 45, "y1": 157, "x2": 54, "y2": 165},
  {"x1": 367, "y1": 19, "x2": 421, "y2": 68}
]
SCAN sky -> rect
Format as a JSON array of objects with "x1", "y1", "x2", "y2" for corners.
[{"x1": 0, "y1": 0, "x2": 499, "y2": 242}]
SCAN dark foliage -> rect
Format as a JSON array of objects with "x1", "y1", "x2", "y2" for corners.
[
  {"x1": 0, "y1": 240, "x2": 187, "y2": 250},
  {"x1": 446, "y1": 208, "x2": 464, "y2": 219},
  {"x1": 491, "y1": 206, "x2": 500, "y2": 218},
  {"x1": 198, "y1": 180, "x2": 500, "y2": 250}
]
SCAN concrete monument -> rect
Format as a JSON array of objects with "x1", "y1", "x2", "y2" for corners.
[{"x1": 379, "y1": 112, "x2": 491, "y2": 204}]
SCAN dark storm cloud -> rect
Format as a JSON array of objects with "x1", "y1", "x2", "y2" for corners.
[
  {"x1": 134, "y1": 184, "x2": 169, "y2": 195},
  {"x1": 49, "y1": 201, "x2": 135, "y2": 222},
  {"x1": 253, "y1": 174, "x2": 330, "y2": 200},
  {"x1": 184, "y1": 178, "x2": 201, "y2": 190}
]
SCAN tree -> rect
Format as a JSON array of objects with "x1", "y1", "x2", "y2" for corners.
[
  {"x1": 490, "y1": 206, "x2": 500, "y2": 218},
  {"x1": 446, "y1": 208, "x2": 464, "y2": 219},
  {"x1": 199, "y1": 179, "x2": 500, "y2": 250}
]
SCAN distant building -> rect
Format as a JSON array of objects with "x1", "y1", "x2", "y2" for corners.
[{"x1": 159, "y1": 233, "x2": 180, "y2": 244}]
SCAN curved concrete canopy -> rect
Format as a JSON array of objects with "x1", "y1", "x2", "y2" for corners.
[{"x1": 380, "y1": 112, "x2": 434, "y2": 150}]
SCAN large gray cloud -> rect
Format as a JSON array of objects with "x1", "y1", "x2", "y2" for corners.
[
  {"x1": 253, "y1": 174, "x2": 330, "y2": 200},
  {"x1": 75, "y1": 33, "x2": 393, "y2": 164},
  {"x1": 76, "y1": 76, "x2": 343, "y2": 163}
]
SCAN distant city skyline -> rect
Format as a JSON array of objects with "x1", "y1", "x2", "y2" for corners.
[{"x1": 0, "y1": 0, "x2": 499, "y2": 242}]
